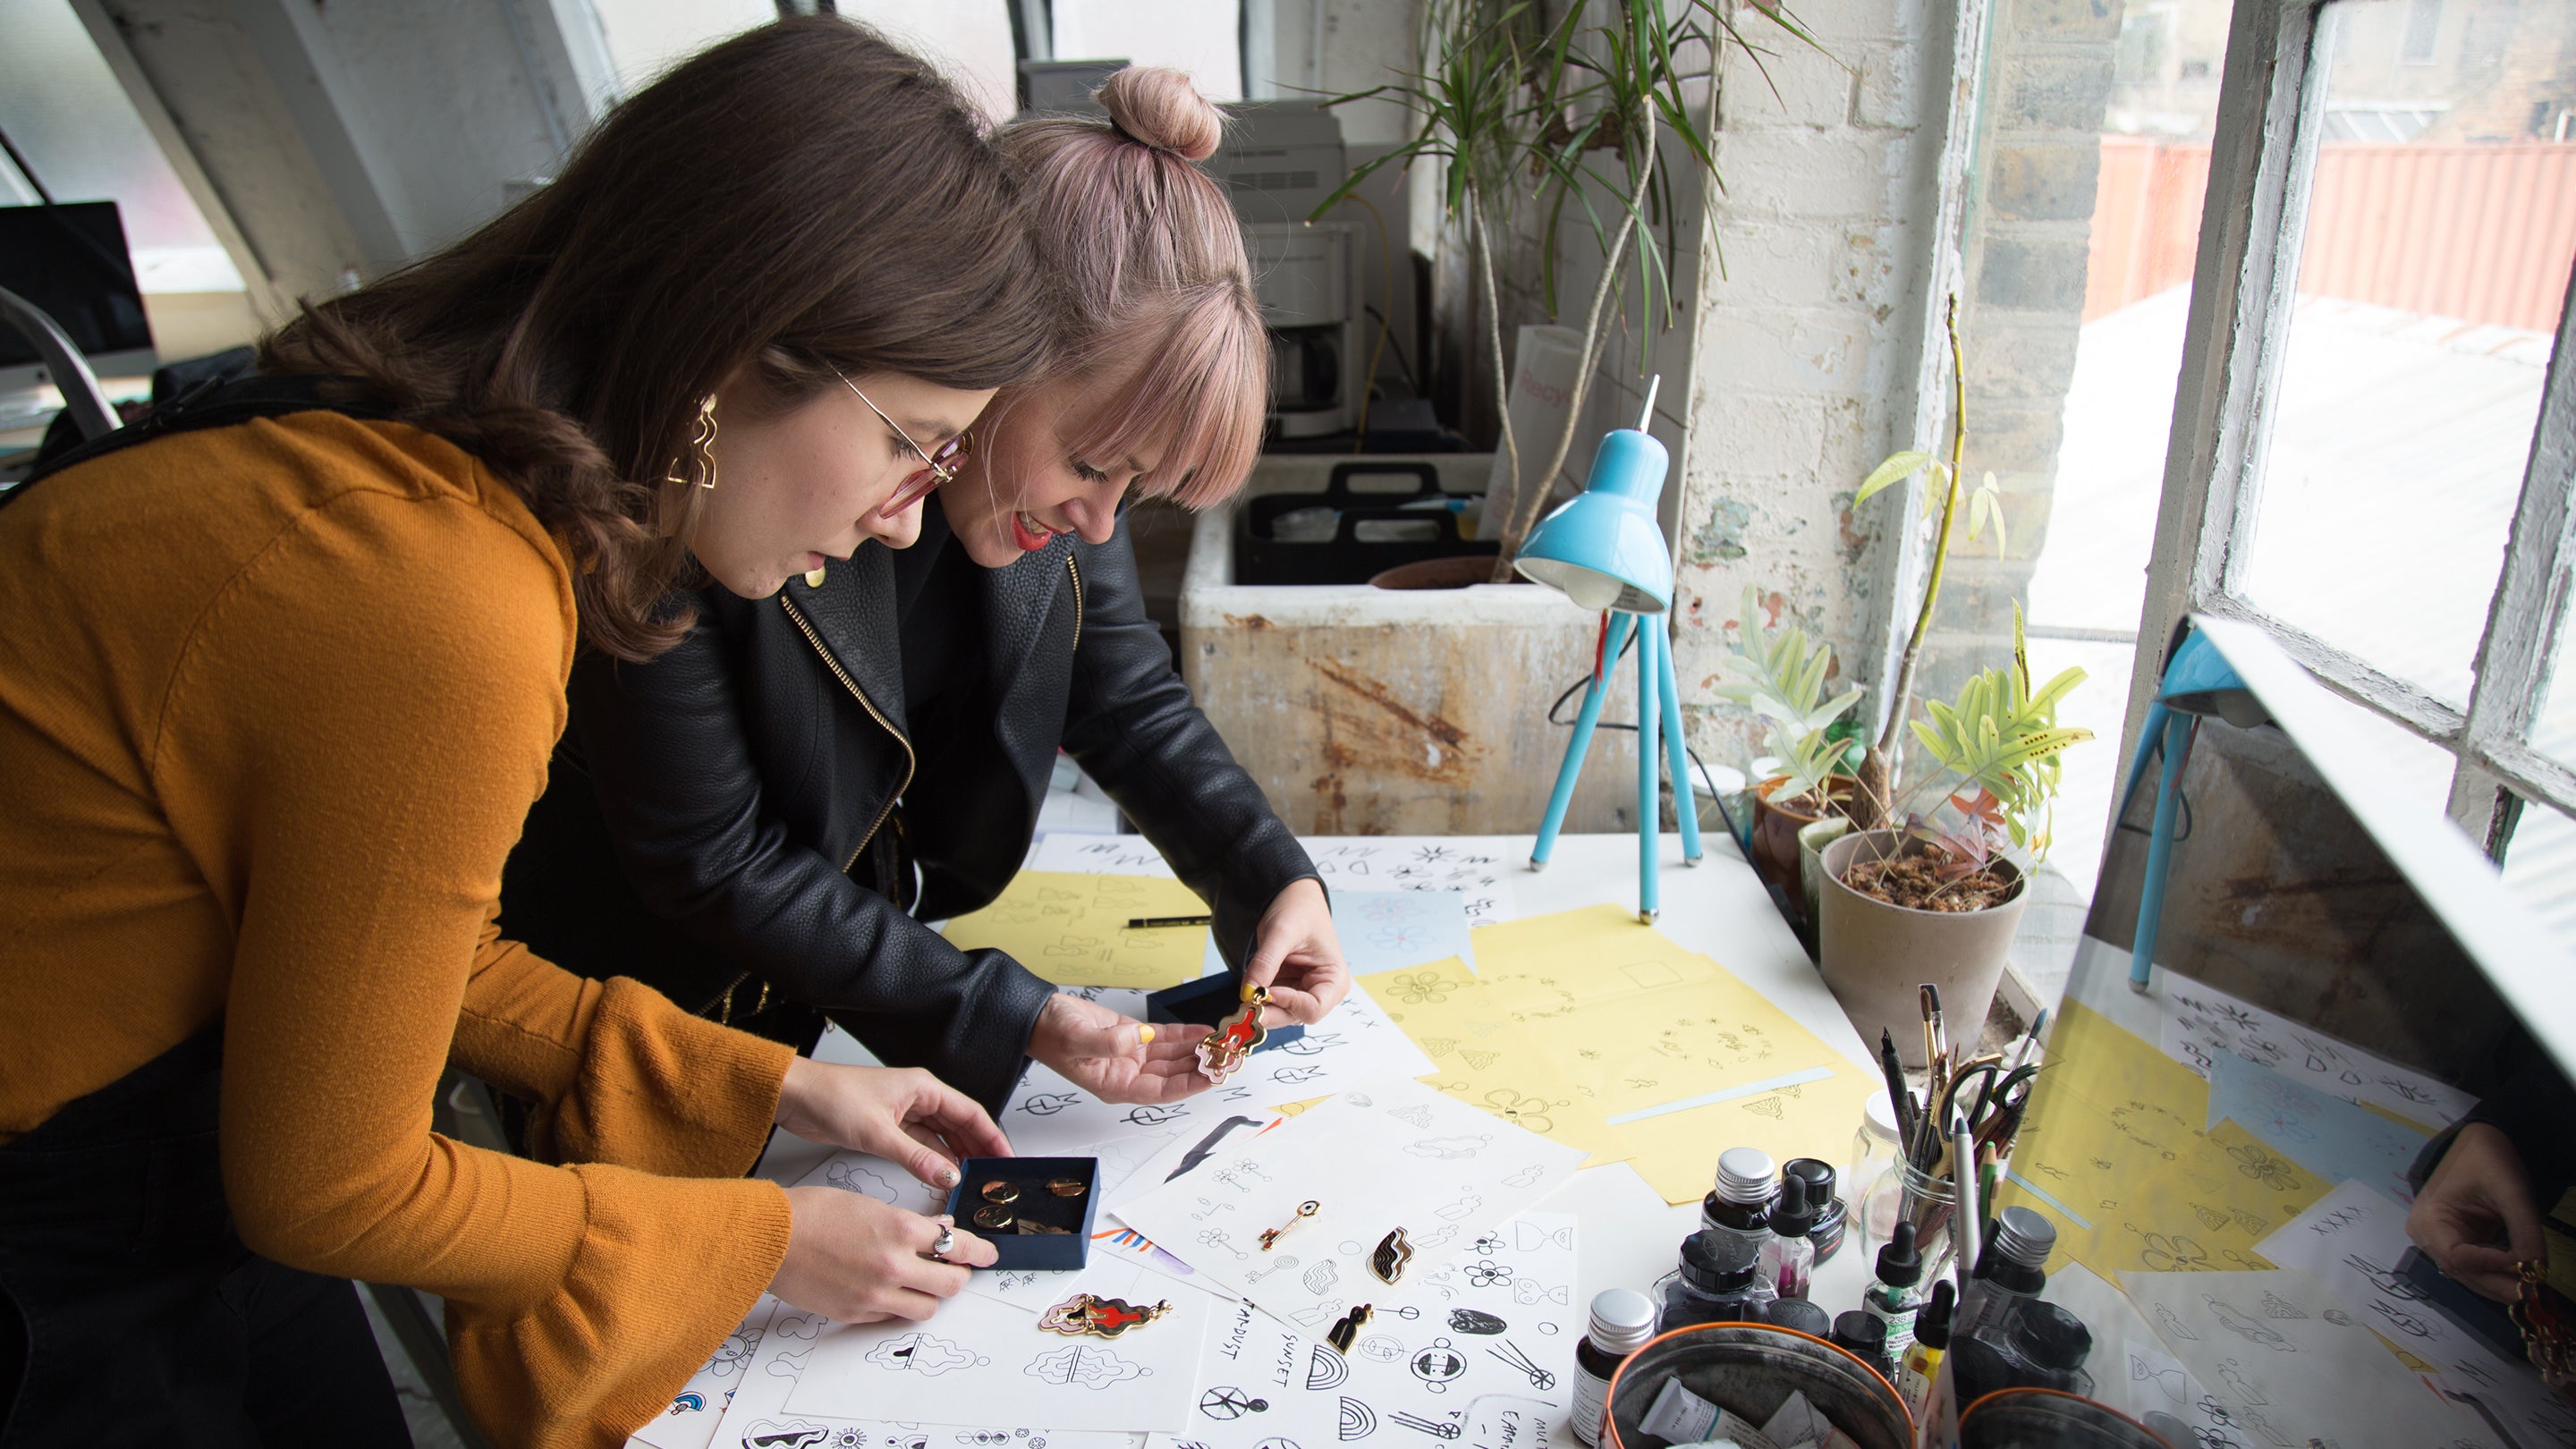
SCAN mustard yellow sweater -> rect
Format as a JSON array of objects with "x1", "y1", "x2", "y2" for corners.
[{"x1": 0, "y1": 412, "x2": 795, "y2": 1447}]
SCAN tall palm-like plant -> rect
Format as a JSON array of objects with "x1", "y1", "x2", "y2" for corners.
[{"x1": 1317, "y1": 0, "x2": 1822, "y2": 580}]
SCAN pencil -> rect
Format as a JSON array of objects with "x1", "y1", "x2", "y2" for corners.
[{"x1": 1126, "y1": 914, "x2": 1213, "y2": 928}]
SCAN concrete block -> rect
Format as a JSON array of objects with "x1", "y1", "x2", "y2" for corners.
[
  {"x1": 1853, "y1": 40, "x2": 1926, "y2": 130},
  {"x1": 1996, "y1": 53, "x2": 2117, "y2": 132},
  {"x1": 2006, "y1": 0, "x2": 2123, "y2": 44},
  {"x1": 1724, "y1": 44, "x2": 1857, "y2": 130},
  {"x1": 1682, "y1": 388, "x2": 1830, "y2": 477},
  {"x1": 1987, "y1": 142, "x2": 2103, "y2": 221},
  {"x1": 1975, "y1": 236, "x2": 2092, "y2": 313},
  {"x1": 1710, "y1": 131, "x2": 1902, "y2": 221},
  {"x1": 1699, "y1": 309, "x2": 1876, "y2": 394},
  {"x1": 1970, "y1": 405, "x2": 2069, "y2": 473},
  {"x1": 1703, "y1": 220, "x2": 1848, "y2": 301},
  {"x1": 1963, "y1": 315, "x2": 2082, "y2": 402}
]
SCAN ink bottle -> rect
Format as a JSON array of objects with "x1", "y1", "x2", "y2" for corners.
[
  {"x1": 1954, "y1": 1205, "x2": 2055, "y2": 1344},
  {"x1": 1571, "y1": 1288, "x2": 1658, "y2": 1448},
  {"x1": 1950, "y1": 1299, "x2": 2095, "y2": 1404},
  {"x1": 1861, "y1": 1220, "x2": 1926, "y2": 1358},
  {"x1": 1829, "y1": 1309, "x2": 1894, "y2": 1383},
  {"x1": 1897, "y1": 1280, "x2": 1954, "y2": 1428},
  {"x1": 1700, "y1": 1148, "x2": 1778, "y2": 1301},
  {"x1": 1784, "y1": 1157, "x2": 1845, "y2": 1264},
  {"x1": 1657, "y1": 1232, "x2": 1762, "y2": 1330},
  {"x1": 1756, "y1": 1174, "x2": 1818, "y2": 1300},
  {"x1": 1759, "y1": 1296, "x2": 1830, "y2": 1338}
]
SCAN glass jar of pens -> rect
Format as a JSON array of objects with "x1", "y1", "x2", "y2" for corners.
[
  {"x1": 1860, "y1": 1157, "x2": 1957, "y2": 1275},
  {"x1": 1862, "y1": 991, "x2": 2045, "y2": 1286}
]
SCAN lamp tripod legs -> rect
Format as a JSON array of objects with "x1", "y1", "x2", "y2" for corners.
[
  {"x1": 1636, "y1": 612, "x2": 1659, "y2": 922},
  {"x1": 1653, "y1": 613, "x2": 1702, "y2": 867},
  {"x1": 1530, "y1": 612, "x2": 1637, "y2": 871}
]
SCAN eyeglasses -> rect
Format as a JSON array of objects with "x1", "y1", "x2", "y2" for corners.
[{"x1": 839, "y1": 371, "x2": 972, "y2": 521}]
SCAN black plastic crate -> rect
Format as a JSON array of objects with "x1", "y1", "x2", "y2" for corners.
[{"x1": 1235, "y1": 461, "x2": 1497, "y2": 585}]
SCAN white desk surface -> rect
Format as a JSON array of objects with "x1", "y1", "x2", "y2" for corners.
[{"x1": 756, "y1": 830, "x2": 1883, "y2": 1353}]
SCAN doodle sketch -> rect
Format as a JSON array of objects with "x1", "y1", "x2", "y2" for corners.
[{"x1": 1025, "y1": 1345, "x2": 1149, "y2": 1390}]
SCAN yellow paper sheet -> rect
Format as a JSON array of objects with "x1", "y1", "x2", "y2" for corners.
[
  {"x1": 940, "y1": 871, "x2": 1209, "y2": 988},
  {"x1": 1369, "y1": 908, "x2": 1874, "y2": 1204},
  {"x1": 1993, "y1": 1000, "x2": 2329, "y2": 1284}
]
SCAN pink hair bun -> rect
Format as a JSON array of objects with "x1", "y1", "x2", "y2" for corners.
[{"x1": 1097, "y1": 66, "x2": 1224, "y2": 163}]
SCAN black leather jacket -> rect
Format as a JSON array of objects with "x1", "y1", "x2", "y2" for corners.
[{"x1": 498, "y1": 507, "x2": 1316, "y2": 1111}]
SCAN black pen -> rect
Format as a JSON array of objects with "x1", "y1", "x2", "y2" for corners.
[
  {"x1": 1126, "y1": 914, "x2": 1213, "y2": 928},
  {"x1": 1879, "y1": 1029, "x2": 1915, "y2": 1155}
]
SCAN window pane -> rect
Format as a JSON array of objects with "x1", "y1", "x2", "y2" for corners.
[
  {"x1": 2232, "y1": 0, "x2": 2576, "y2": 708},
  {"x1": 2501, "y1": 797, "x2": 2576, "y2": 949}
]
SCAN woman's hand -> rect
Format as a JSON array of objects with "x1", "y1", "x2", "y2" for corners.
[
  {"x1": 2407, "y1": 1122, "x2": 2546, "y2": 1303},
  {"x1": 1244, "y1": 878, "x2": 1349, "y2": 1026},
  {"x1": 1028, "y1": 993, "x2": 1216, "y2": 1105},
  {"x1": 770, "y1": 1190, "x2": 996, "y2": 1323},
  {"x1": 775, "y1": 1060, "x2": 1012, "y2": 1191}
]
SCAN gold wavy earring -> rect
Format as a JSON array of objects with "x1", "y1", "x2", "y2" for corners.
[{"x1": 668, "y1": 394, "x2": 718, "y2": 492}]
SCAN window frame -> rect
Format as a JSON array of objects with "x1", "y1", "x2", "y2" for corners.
[{"x1": 2127, "y1": 0, "x2": 2576, "y2": 857}]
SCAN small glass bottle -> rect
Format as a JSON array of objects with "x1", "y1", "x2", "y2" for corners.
[
  {"x1": 1757, "y1": 1174, "x2": 1818, "y2": 1300},
  {"x1": 1950, "y1": 1299, "x2": 2095, "y2": 1404},
  {"x1": 1784, "y1": 1157, "x2": 1845, "y2": 1264},
  {"x1": 1862, "y1": 1220, "x2": 1927, "y2": 1359},
  {"x1": 1828, "y1": 1309, "x2": 1894, "y2": 1383},
  {"x1": 1898, "y1": 1280, "x2": 1955, "y2": 1430},
  {"x1": 1658, "y1": 1232, "x2": 1762, "y2": 1330},
  {"x1": 1760, "y1": 1296, "x2": 1831, "y2": 1338},
  {"x1": 1860, "y1": 1157, "x2": 1955, "y2": 1269},
  {"x1": 1955, "y1": 1205, "x2": 2055, "y2": 1344},
  {"x1": 1846, "y1": 1088, "x2": 1902, "y2": 1216},
  {"x1": 1571, "y1": 1288, "x2": 1658, "y2": 1449},
  {"x1": 1700, "y1": 1148, "x2": 1778, "y2": 1300}
]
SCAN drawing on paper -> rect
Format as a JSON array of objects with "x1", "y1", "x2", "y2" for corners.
[
  {"x1": 767, "y1": 1349, "x2": 809, "y2": 1379},
  {"x1": 740, "y1": 1421, "x2": 829, "y2": 1449},
  {"x1": 1404, "y1": 1135, "x2": 1491, "y2": 1160},
  {"x1": 772, "y1": 1311, "x2": 826, "y2": 1341},
  {"x1": 1411, "y1": 1339, "x2": 1468, "y2": 1392},
  {"x1": 1200, "y1": 1387, "x2": 1270, "y2": 1419},
  {"x1": 1339, "y1": 1398, "x2": 1379, "y2": 1440},
  {"x1": 862, "y1": 1334, "x2": 987, "y2": 1376},
  {"x1": 2204, "y1": 1298, "x2": 2295, "y2": 1352},
  {"x1": 1484, "y1": 1340, "x2": 1555, "y2": 1391},
  {"x1": 1390, "y1": 1411, "x2": 1462, "y2": 1439},
  {"x1": 1515, "y1": 1221, "x2": 1572, "y2": 1251},
  {"x1": 1355, "y1": 1335, "x2": 1404, "y2": 1363},
  {"x1": 1308, "y1": 1344, "x2": 1350, "y2": 1390},
  {"x1": 822, "y1": 1160, "x2": 898, "y2": 1202},
  {"x1": 1449, "y1": 1309, "x2": 1506, "y2": 1335},
  {"x1": 1024, "y1": 1344, "x2": 1147, "y2": 1389},
  {"x1": 704, "y1": 1324, "x2": 763, "y2": 1377}
]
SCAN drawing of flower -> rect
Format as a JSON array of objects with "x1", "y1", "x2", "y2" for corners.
[
  {"x1": 1481, "y1": 1089, "x2": 1558, "y2": 1135},
  {"x1": 1386, "y1": 971, "x2": 1450, "y2": 1005},
  {"x1": 1368, "y1": 925, "x2": 1423, "y2": 951}
]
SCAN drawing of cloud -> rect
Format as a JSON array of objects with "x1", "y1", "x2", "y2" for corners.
[
  {"x1": 1025, "y1": 1345, "x2": 1149, "y2": 1389},
  {"x1": 866, "y1": 1333, "x2": 988, "y2": 1376}
]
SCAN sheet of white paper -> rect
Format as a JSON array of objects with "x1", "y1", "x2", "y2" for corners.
[
  {"x1": 788, "y1": 1149, "x2": 948, "y2": 1213},
  {"x1": 1154, "y1": 1212, "x2": 1582, "y2": 1449},
  {"x1": 2039, "y1": 1265, "x2": 2240, "y2": 1448},
  {"x1": 708, "y1": 1298, "x2": 1148, "y2": 1449},
  {"x1": 627, "y1": 1295, "x2": 776, "y2": 1449},
  {"x1": 2256, "y1": 1182, "x2": 2576, "y2": 1449},
  {"x1": 1334, "y1": 890, "x2": 1478, "y2": 974},
  {"x1": 784, "y1": 1261, "x2": 1221, "y2": 1433},
  {"x1": 999, "y1": 982, "x2": 1438, "y2": 1157},
  {"x1": 965, "y1": 1131, "x2": 1191, "y2": 1314},
  {"x1": 2121, "y1": 1267, "x2": 2490, "y2": 1448},
  {"x1": 2155, "y1": 977, "x2": 2476, "y2": 1131},
  {"x1": 1026, "y1": 835, "x2": 1518, "y2": 928},
  {"x1": 1114, "y1": 1079, "x2": 1586, "y2": 1334}
]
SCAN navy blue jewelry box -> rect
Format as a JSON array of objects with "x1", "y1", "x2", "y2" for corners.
[
  {"x1": 944, "y1": 1156, "x2": 1099, "y2": 1270},
  {"x1": 1143, "y1": 972, "x2": 1305, "y2": 1051}
]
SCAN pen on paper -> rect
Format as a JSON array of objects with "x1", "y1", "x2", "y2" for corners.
[{"x1": 1128, "y1": 914, "x2": 1214, "y2": 928}]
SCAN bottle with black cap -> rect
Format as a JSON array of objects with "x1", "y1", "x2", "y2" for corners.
[
  {"x1": 1896, "y1": 1279, "x2": 1953, "y2": 1427},
  {"x1": 1782, "y1": 1157, "x2": 1846, "y2": 1263},
  {"x1": 1828, "y1": 1310, "x2": 1894, "y2": 1383},
  {"x1": 1949, "y1": 1298, "x2": 2095, "y2": 1403},
  {"x1": 1760, "y1": 1296, "x2": 1831, "y2": 1339},
  {"x1": 1658, "y1": 1232, "x2": 1763, "y2": 1330},
  {"x1": 1955, "y1": 1204, "x2": 2055, "y2": 1343},
  {"x1": 1571, "y1": 1288, "x2": 1658, "y2": 1448},
  {"x1": 1756, "y1": 1173, "x2": 1818, "y2": 1300},
  {"x1": 1861, "y1": 1220, "x2": 1926, "y2": 1357}
]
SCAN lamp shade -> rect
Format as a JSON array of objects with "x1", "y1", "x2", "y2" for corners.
[{"x1": 1513, "y1": 428, "x2": 1674, "y2": 614}]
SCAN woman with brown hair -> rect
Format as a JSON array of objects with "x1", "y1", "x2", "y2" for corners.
[
  {"x1": 501, "y1": 68, "x2": 1350, "y2": 1123},
  {"x1": 0, "y1": 20, "x2": 1047, "y2": 1448}
]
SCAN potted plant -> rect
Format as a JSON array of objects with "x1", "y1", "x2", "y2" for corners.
[
  {"x1": 1816, "y1": 608, "x2": 2091, "y2": 1064},
  {"x1": 1710, "y1": 585, "x2": 1862, "y2": 897}
]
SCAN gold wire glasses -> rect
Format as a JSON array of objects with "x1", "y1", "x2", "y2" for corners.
[{"x1": 839, "y1": 370, "x2": 972, "y2": 521}]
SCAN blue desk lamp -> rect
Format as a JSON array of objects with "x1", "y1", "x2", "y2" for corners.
[{"x1": 1521, "y1": 377, "x2": 1703, "y2": 920}]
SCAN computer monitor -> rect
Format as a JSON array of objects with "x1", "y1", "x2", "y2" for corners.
[{"x1": 0, "y1": 200, "x2": 157, "y2": 394}]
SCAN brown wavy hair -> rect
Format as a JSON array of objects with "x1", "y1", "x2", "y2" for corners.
[{"x1": 259, "y1": 18, "x2": 1055, "y2": 660}]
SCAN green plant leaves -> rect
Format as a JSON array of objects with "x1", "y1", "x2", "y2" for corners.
[{"x1": 1854, "y1": 449, "x2": 1932, "y2": 507}]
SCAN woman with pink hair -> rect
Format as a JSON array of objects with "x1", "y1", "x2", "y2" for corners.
[{"x1": 502, "y1": 67, "x2": 1350, "y2": 1124}]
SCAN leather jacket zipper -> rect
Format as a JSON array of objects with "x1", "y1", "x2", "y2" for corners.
[
  {"x1": 1067, "y1": 553, "x2": 1083, "y2": 652},
  {"x1": 780, "y1": 593, "x2": 915, "y2": 871}
]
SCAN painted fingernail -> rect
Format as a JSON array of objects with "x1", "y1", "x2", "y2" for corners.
[
  {"x1": 1137, "y1": 1024, "x2": 1157, "y2": 1046},
  {"x1": 945, "y1": 1166, "x2": 962, "y2": 1187}
]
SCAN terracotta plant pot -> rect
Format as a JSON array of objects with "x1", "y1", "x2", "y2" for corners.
[
  {"x1": 1797, "y1": 815, "x2": 1853, "y2": 928},
  {"x1": 1750, "y1": 775, "x2": 1852, "y2": 902},
  {"x1": 1817, "y1": 830, "x2": 2026, "y2": 1069}
]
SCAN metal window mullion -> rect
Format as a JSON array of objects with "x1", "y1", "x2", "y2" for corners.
[
  {"x1": 2199, "y1": 596, "x2": 2470, "y2": 743},
  {"x1": 2119, "y1": 0, "x2": 2334, "y2": 791},
  {"x1": 2445, "y1": 255, "x2": 2576, "y2": 848}
]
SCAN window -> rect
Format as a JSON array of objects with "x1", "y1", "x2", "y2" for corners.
[{"x1": 2136, "y1": 0, "x2": 2576, "y2": 935}]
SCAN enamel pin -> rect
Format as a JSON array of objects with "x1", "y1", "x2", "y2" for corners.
[
  {"x1": 1195, "y1": 984, "x2": 1272, "y2": 1084},
  {"x1": 1260, "y1": 1199, "x2": 1320, "y2": 1251},
  {"x1": 1040, "y1": 1292, "x2": 1172, "y2": 1338},
  {"x1": 1370, "y1": 1227, "x2": 1414, "y2": 1284},
  {"x1": 1326, "y1": 1303, "x2": 1374, "y2": 1354}
]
